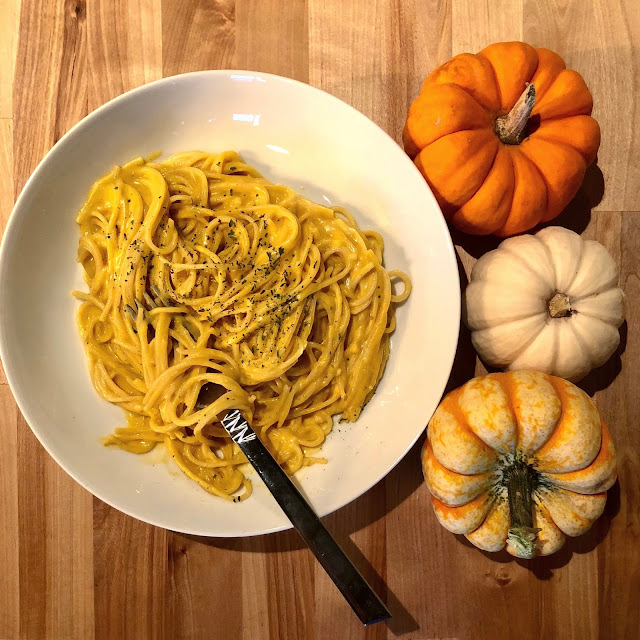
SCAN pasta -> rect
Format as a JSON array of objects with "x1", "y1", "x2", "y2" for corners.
[{"x1": 74, "y1": 151, "x2": 411, "y2": 501}]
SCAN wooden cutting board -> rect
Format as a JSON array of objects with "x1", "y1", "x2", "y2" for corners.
[{"x1": 0, "y1": 1, "x2": 638, "y2": 639}]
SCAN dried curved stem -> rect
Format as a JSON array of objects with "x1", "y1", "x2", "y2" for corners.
[{"x1": 495, "y1": 83, "x2": 536, "y2": 145}]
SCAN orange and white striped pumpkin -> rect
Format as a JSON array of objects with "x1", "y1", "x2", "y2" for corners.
[{"x1": 422, "y1": 371, "x2": 616, "y2": 558}]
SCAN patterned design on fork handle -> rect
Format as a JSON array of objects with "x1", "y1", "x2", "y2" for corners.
[{"x1": 221, "y1": 409, "x2": 258, "y2": 444}]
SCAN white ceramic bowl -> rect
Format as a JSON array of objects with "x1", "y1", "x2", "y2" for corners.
[{"x1": 0, "y1": 71, "x2": 459, "y2": 536}]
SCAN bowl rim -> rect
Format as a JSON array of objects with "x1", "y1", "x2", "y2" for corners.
[{"x1": 0, "y1": 69, "x2": 460, "y2": 536}]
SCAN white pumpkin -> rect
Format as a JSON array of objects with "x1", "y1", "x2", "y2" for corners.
[{"x1": 464, "y1": 227, "x2": 625, "y2": 381}]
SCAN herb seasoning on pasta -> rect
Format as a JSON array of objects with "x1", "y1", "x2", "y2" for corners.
[{"x1": 73, "y1": 151, "x2": 411, "y2": 501}]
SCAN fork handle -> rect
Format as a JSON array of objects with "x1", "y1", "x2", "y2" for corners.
[{"x1": 221, "y1": 409, "x2": 391, "y2": 626}]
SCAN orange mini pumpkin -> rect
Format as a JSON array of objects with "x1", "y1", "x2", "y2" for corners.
[{"x1": 403, "y1": 42, "x2": 600, "y2": 236}]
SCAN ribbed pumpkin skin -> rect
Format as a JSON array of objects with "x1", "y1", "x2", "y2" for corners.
[
  {"x1": 403, "y1": 42, "x2": 600, "y2": 237},
  {"x1": 422, "y1": 371, "x2": 617, "y2": 557},
  {"x1": 463, "y1": 227, "x2": 625, "y2": 381}
]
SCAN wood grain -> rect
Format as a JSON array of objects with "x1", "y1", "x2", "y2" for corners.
[
  {"x1": 161, "y1": 0, "x2": 234, "y2": 76},
  {"x1": 1, "y1": 0, "x2": 639, "y2": 638},
  {"x1": 13, "y1": 0, "x2": 84, "y2": 189},
  {"x1": 0, "y1": 0, "x2": 18, "y2": 119},
  {"x1": 0, "y1": 119, "x2": 12, "y2": 384},
  {"x1": 87, "y1": 0, "x2": 162, "y2": 108},
  {"x1": 452, "y1": 0, "x2": 522, "y2": 52},
  {"x1": 237, "y1": 0, "x2": 308, "y2": 81},
  {"x1": 0, "y1": 386, "x2": 19, "y2": 638},
  {"x1": 16, "y1": 415, "x2": 94, "y2": 640},
  {"x1": 593, "y1": 211, "x2": 640, "y2": 639},
  {"x1": 167, "y1": 535, "x2": 244, "y2": 640},
  {"x1": 523, "y1": 0, "x2": 640, "y2": 212},
  {"x1": 10, "y1": 3, "x2": 95, "y2": 639},
  {"x1": 93, "y1": 502, "x2": 167, "y2": 640}
]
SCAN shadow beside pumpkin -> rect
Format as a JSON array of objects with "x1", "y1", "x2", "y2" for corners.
[
  {"x1": 452, "y1": 480, "x2": 620, "y2": 577},
  {"x1": 577, "y1": 320, "x2": 627, "y2": 396},
  {"x1": 465, "y1": 318, "x2": 627, "y2": 395},
  {"x1": 527, "y1": 480, "x2": 621, "y2": 580},
  {"x1": 444, "y1": 249, "x2": 478, "y2": 394},
  {"x1": 450, "y1": 161, "x2": 604, "y2": 260},
  {"x1": 539, "y1": 161, "x2": 604, "y2": 235}
]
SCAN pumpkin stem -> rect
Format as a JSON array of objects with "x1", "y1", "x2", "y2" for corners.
[
  {"x1": 506, "y1": 463, "x2": 540, "y2": 559},
  {"x1": 495, "y1": 83, "x2": 536, "y2": 145},
  {"x1": 548, "y1": 292, "x2": 572, "y2": 318}
]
